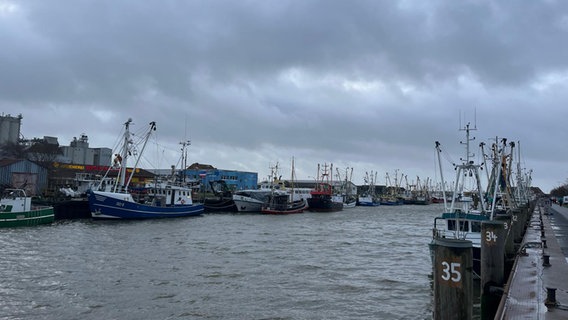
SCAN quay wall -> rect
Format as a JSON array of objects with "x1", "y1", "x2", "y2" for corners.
[{"x1": 495, "y1": 201, "x2": 568, "y2": 319}]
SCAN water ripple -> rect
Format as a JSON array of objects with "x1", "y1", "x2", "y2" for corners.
[{"x1": 0, "y1": 204, "x2": 443, "y2": 319}]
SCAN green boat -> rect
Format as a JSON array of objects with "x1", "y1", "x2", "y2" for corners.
[{"x1": 0, "y1": 188, "x2": 54, "y2": 227}]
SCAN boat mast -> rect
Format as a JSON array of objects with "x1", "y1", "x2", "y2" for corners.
[
  {"x1": 114, "y1": 118, "x2": 132, "y2": 193},
  {"x1": 290, "y1": 157, "x2": 296, "y2": 201},
  {"x1": 125, "y1": 121, "x2": 156, "y2": 191},
  {"x1": 435, "y1": 142, "x2": 448, "y2": 210},
  {"x1": 179, "y1": 139, "x2": 191, "y2": 183}
]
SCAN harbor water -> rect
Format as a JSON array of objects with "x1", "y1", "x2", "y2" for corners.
[{"x1": 0, "y1": 204, "x2": 442, "y2": 320}]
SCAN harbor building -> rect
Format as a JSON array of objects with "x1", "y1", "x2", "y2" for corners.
[
  {"x1": 0, "y1": 159, "x2": 48, "y2": 196},
  {"x1": 183, "y1": 163, "x2": 258, "y2": 192},
  {"x1": 59, "y1": 133, "x2": 113, "y2": 166}
]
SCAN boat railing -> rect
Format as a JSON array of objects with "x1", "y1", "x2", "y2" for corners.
[{"x1": 433, "y1": 216, "x2": 474, "y2": 240}]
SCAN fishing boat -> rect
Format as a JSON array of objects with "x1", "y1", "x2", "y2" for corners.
[
  {"x1": 261, "y1": 159, "x2": 309, "y2": 214},
  {"x1": 261, "y1": 193, "x2": 308, "y2": 214},
  {"x1": 203, "y1": 180, "x2": 237, "y2": 212},
  {"x1": 0, "y1": 188, "x2": 54, "y2": 227},
  {"x1": 32, "y1": 173, "x2": 116, "y2": 220},
  {"x1": 307, "y1": 163, "x2": 344, "y2": 212},
  {"x1": 336, "y1": 166, "x2": 357, "y2": 209},
  {"x1": 357, "y1": 171, "x2": 380, "y2": 206},
  {"x1": 380, "y1": 170, "x2": 404, "y2": 205},
  {"x1": 88, "y1": 119, "x2": 204, "y2": 219},
  {"x1": 430, "y1": 123, "x2": 489, "y2": 277}
]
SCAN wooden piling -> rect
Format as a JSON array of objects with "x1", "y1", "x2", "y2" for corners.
[
  {"x1": 432, "y1": 238, "x2": 473, "y2": 320},
  {"x1": 480, "y1": 220, "x2": 505, "y2": 320},
  {"x1": 494, "y1": 213, "x2": 514, "y2": 258},
  {"x1": 512, "y1": 209, "x2": 524, "y2": 244}
]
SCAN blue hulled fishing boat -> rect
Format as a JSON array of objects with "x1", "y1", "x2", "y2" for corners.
[{"x1": 88, "y1": 119, "x2": 203, "y2": 219}]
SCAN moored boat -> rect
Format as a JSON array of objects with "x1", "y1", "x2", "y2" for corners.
[
  {"x1": 233, "y1": 189, "x2": 272, "y2": 212},
  {"x1": 380, "y1": 170, "x2": 404, "y2": 205},
  {"x1": 261, "y1": 159, "x2": 309, "y2": 214},
  {"x1": 357, "y1": 194, "x2": 380, "y2": 206},
  {"x1": 430, "y1": 123, "x2": 489, "y2": 277},
  {"x1": 0, "y1": 188, "x2": 54, "y2": 227},
  {"x1": 357, "y1": 171, "x2": 380, "y2": 206},
  {"x1": 203, "y1": 180, "x2": 237, "y2": 212},
  {"x1": 261, "y1": 193, "x2": 308, "y2": 214},
  {"x1": 307, "y1": 163, "x2": 343, "y2": 212},
  {"x1": 88, "y1": 119, "x2": 204, "y2": 219}
]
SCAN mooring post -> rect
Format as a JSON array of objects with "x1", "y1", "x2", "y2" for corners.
[
  {"x1": 480, "y1": 220, "x2": 505, "y2": 320},
  {"x1": 432, "y1": 238, "x2": 473, "y2": 320}
]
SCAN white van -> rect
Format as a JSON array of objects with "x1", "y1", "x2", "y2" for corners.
[{"x1": 562, "y1": 196, "x2": 568, "y2": 207}]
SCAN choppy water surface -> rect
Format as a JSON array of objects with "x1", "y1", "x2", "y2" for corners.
[{"x1": 0, "y1": 204, "x2": 442, "y2": 319}]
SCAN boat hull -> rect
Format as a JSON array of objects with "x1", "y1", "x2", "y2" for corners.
[
  {"x1": 358, "y1": 201, "x2": 380, "y2": 207},
  {"x1": 343, "y1": 200, "x2": 357, "y2": 208},
  {"x1": 203, "y1": 198, "x2": 237, "y2": 212},
  {"x1": 261, "y1": 207, "x2": 304, "y2": 215},
  {"x1": 53, "y1": 198, "x2": 91, "y2": 219},
  {"x1": 0, "y1": 207, "x2": 54, "y2": 227},
  {"x1": 380, "y1": 199, "x2": 404, "y2": 205},
  {"x1": 88, "y1": 191, "x2": 203, "y2": 219},
  {"x1": 261, "y1": 199, "x2": 308, "y2": 215},
  {"x1": 307, "y1": 195, "x2": 343, "y2": 212},
  {"x1": 233, "y1": 199, "x2": 263, "y2": 212}
]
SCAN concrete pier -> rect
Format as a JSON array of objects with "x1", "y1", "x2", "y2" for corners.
[{"x1": 495, "y1": 200, "x2": 568, "y2": 319}]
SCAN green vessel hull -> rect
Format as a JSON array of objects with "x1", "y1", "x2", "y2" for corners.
[{"x1": 0, "y1": 207, "x2": 55, "y2": 227}]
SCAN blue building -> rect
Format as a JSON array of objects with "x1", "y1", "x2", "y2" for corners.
[{"x1": 183, "y1": 163, "x2": 258, "y2": 192}]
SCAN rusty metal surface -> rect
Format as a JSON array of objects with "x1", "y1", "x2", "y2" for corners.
[{"x1": 496, "y1": 202, "x2": 568, "y2": 319}]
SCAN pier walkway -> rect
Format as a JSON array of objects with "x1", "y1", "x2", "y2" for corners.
[{"x1": 496, "y1": 201, "x2": 568, "y2": 319}]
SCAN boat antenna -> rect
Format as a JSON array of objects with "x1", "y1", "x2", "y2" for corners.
[{"x1": 474, "y1": 107, "x2": 477, "y2": 130}]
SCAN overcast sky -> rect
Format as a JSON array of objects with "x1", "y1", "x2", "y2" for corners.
[{"x1": 1, "y1": 0, "x2": 567, "y2": 193}]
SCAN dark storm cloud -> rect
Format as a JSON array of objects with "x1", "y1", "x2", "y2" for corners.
[{"x1": 1, "y1": 0, "x2": 567, "y2": 191}]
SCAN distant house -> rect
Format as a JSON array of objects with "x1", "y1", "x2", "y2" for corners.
[{"x1": 0, "y1": 159, "x2": 48, "y2": 196}]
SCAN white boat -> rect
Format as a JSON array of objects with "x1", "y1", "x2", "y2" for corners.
[
  {"x1": 233, "y1": 189, "x2": 273, "y2": 212},
  {"x1": 88, "y1": 119, "x2": 203, "y2": 219}
]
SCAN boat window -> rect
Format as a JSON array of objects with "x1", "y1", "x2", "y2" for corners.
[
  {"x1": 459, "y1": 221, "x2": 468, "y2": 231},
  {"x1": 448, "y1": 220, "x2": 456, "y2": 231},
  {"x1": 471, "y1": 222, "x2": 481, "y2": 233}
]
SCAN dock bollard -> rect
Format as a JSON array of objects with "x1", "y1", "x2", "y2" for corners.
[
  {"x1": 545, "y1": 287, "x2": 557, "y2": 307},
  {"x1": 431, "y1": 238, "x2": 473, "y2": 320},
  {"x1": 543, "y1": 254, "x2": 551, "y2": 267}
]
